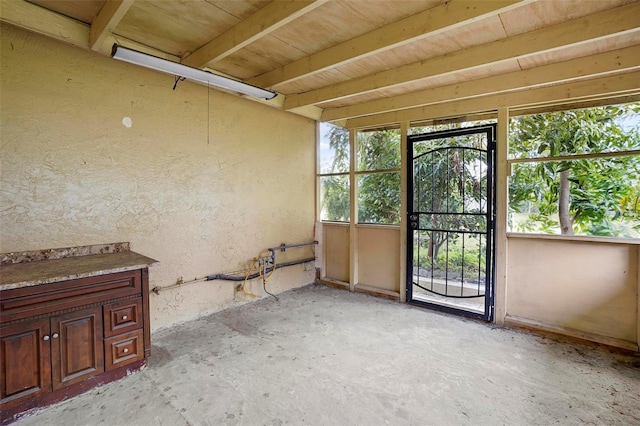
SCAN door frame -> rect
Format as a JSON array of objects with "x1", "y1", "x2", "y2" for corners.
[{"x1": 406, "y1": 124, "x2": 496, "y2": 321}]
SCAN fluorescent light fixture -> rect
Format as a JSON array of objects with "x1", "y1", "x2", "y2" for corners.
[{"x1": 111, "y1": 44, "x2": 277, "y2": 100}]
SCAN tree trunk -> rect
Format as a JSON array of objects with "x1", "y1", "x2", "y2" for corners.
[
  {"x1": 558, "y1": 170, "x2": 574, "y2": 235},
  {"x1": 431, "y1": 232, "x2": 446, "y2": 261}
]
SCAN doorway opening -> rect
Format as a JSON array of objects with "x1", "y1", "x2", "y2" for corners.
[{"x1": 407, "y1": 125, "x2": 496, "y2": 320}]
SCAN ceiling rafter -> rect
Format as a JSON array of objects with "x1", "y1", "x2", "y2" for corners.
[
  {"x1": 508, "y1": 94, "x2": 640, "y2": 118},
  {"x1": 182, "y1": 0, "x2": 329, "y2": 68},
  {"x1": 0, "y1": 0, "x2": 90, "y2": 50},
  {"x1": 405, "y1": 94, "x2": 640, "y2": 129},
  {"x1": 89, "y1": 0, "x2": 134, "y2": 51},
  {"x1": 246, "y1": 0, "x2": 527, "y2": 88},
  {"x1": 285, "y1": 2, "x2": 640, "y2": 111},
  {"x1": 0, "y1": 0, "x2": 324, "y2": 119},
  {"x1": 344, "y1": 71, "x2": 640, "y2": 129},
  {"x1": 0, "y1": 0, "x2": 180, "y2": 60},
  {"x1": 322, "y1": 45, "x2": 640, "y2": 121},
  {"x1": 3, "y1": 0, "x2": 639, "y2": 127}
]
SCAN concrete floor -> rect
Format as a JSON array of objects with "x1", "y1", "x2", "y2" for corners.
[{"x1": 14, "y1": 284, "x2": 640, "y2": 426}]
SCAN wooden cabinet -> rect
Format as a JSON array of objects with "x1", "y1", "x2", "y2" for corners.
[
  {"x1": 105, "y1": 329, "x2": 144, "y2": 370},
  {"x1": 1, "y1": 307, "x2": 103, "y2": 403},
  {"x1": 0, "y1": 268, "x2": 151, "y2": 424},
  {"x1": 51, "y1": 307, "x2": 104, "y2": 390},
  {"x1": 0, "y1": 318, "x2": 51, "y2": 406},
  {"x1": 103, "y1": 298, "x2": 145, "y2": 370}
]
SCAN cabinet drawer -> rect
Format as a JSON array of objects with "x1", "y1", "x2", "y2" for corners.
[
  {"x1": 0, "y1": 270, "x2": 142, "y2": 323},
  {"x1": 104, "y1": 330, "x2": 144, "y2": 371},
  {"x1": 103, "y1": 298, "x2": 142, "y2": 338}
]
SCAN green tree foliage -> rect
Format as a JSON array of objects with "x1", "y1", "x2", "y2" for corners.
[
  {"x1": 413, "y1": 131, "x2": 490, "y2": 260},
  {"x1": 320, "y1": 125, "x2": 350, "y2": 221},
  {"x1": 509, "y1": 105, "x2": 640, "y2": 236},
  {"x1": 320, "y1": 175, "x2": 349, "y2": 221},
  {"x1": 357, "y1": 130, "x2": 400, "y2": 224},
  {"x1": 321, "y1": 105, "x2": 640, "y2": 239},
  {"x1": 326, "y1": 124, "x2": 349, "y2": 173},
  {"x1": 320, "y1": 125, "x2": 400, "y2": 223}
]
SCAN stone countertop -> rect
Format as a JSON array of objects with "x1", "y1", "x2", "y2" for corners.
[{"x1": 0, "y1": 251, "x2": 158, "y2": 291}]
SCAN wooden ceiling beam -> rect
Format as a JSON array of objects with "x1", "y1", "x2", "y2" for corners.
[
  {"x1": 286, "y1": 2, "x2": 640, "y2": 110},
  {"x1": 246, "y1": 0, "x2": 526, "y2": 88},
  {"x1": 0, "y1": 0, "x2": 322, "y2": 122},
  {"x1": 0, "y1": 0, "x2": 180, "y2": 60},
  {"x1": 344, "y1": 71, "x2": 640, "y2": 129},
  {"x1": 509, "y1": 94, "x2": 640, "y2": 118},
  {"x1": 89, "y1": 0, "x2": 134, "y2": 51},
  {"x1": 182, "y1": 0, "x2": 329, "y2": 68},
  {"x1": 406, "y1": 94, "x2": 640, "y2": 128},
  {"x1": 0, "y1": 0, "x2": 90, "y2": 49},
  {"x1": 322, "y1": 45, "x2": 640, "y2": 121}
]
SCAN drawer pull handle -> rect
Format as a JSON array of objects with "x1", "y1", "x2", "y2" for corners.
[
  {"x1": 52, "y1": 333, "x2": 59, "y2": 339},
  {"x1": 122, "y1": 315, "x2": 128, "y2": 320},
  {"x1": 43, "y1": 335, "x2": 50, "y2": 341},
  {"x1": 123, "y1": 348, "x2": 129, "y2": 353}
]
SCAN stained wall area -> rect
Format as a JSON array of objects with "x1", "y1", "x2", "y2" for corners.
[{"x1": 0, "y1": 24, "x2": 317, "y2": 331}]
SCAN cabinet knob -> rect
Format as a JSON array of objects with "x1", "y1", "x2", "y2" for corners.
[
  {"x1": 122, "y1": 315, "x2": 128, "y2": 320},
  {"x1": 43, "y1": 335, "x2": 50, "y2": 341},
  {"x1": 123, "y1": 348, "x2": 129, "y2": 353},
  {"x1": 52, "y1": 333, "x2": 59, "y2": 339}
]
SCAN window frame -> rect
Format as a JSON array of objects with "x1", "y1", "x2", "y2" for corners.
[
  {"x1": 316, "y1": 123, "x2": 402, "y2": 225},
  {"x1": 506, "y1": 105, "x2": 640, "y2": 239}
]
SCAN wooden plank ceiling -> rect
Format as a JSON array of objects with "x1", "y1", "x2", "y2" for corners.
[{"x1": 2, "y1": 0, "x2": 639, "y2": 128}]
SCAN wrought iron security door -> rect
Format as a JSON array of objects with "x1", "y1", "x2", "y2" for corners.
[{"x1": 407, "y1": 125, "x2": 496, "y2": 320}]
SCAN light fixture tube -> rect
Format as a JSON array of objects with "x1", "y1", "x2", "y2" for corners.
[{"x1": 111, "y1": 44, "x2": 277, "y2": 100}]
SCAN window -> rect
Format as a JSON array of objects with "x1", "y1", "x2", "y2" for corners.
[
  {"x1": 508, "y1": 104, "x2": 640, "y2": 238},
  {"x1": 356, "y1": 129, "x2": 401, "y2": 224},
  {"x1": 318, "y1": 123, "x2": 350, "y2": 222},
  {"x1": 317, "y1": 124, "x2": 401, "y2": 224}
]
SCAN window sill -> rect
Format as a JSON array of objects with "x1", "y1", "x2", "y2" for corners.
[
  {"x1": 356, "y1": 223, "x2": 401, "y2": 230},
  {"x1": 507, "y1": 232, "x2": 640, "y2": 245}
]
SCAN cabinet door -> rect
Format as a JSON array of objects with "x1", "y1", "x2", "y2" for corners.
[
  {"x1": 51, "y1": 307, "x2": 104, "y2": 390},
  {"x1": 0, "y1": 318, "x2": 52, "y2": 408}
]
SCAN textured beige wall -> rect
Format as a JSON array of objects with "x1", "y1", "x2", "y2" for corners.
[
  {"x1": 0, "y1": 24, "x2": 316, "y2": 331},
  {"x1": 322, "y1": 223, "x2": 401, "y2": 291},
  {"x1": 323, "y1": 223, "x2": 349, "y2": 282},
  {"x1": 357, "y1": 225, "x2": 400, "y2": 292},
  {"x1": 507, "y1": 236, "x2": 638, "y2": 344}
]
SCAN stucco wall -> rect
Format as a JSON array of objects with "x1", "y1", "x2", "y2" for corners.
[
  {"x1": 507, "y1": 235, "x2": 639, "y2": 346},
  {"x1": 322, "y1": 223, "x2": 401, "y2": 293},
  {"x1": 0, "y1": 24, "x2": 316, "y2": 331},
  {"x1": 357, "y1": 225, "x2": 400, "y2": 292},
  {"x1": 322, "y1": 222, "x2": 349, "y2": 282}
]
